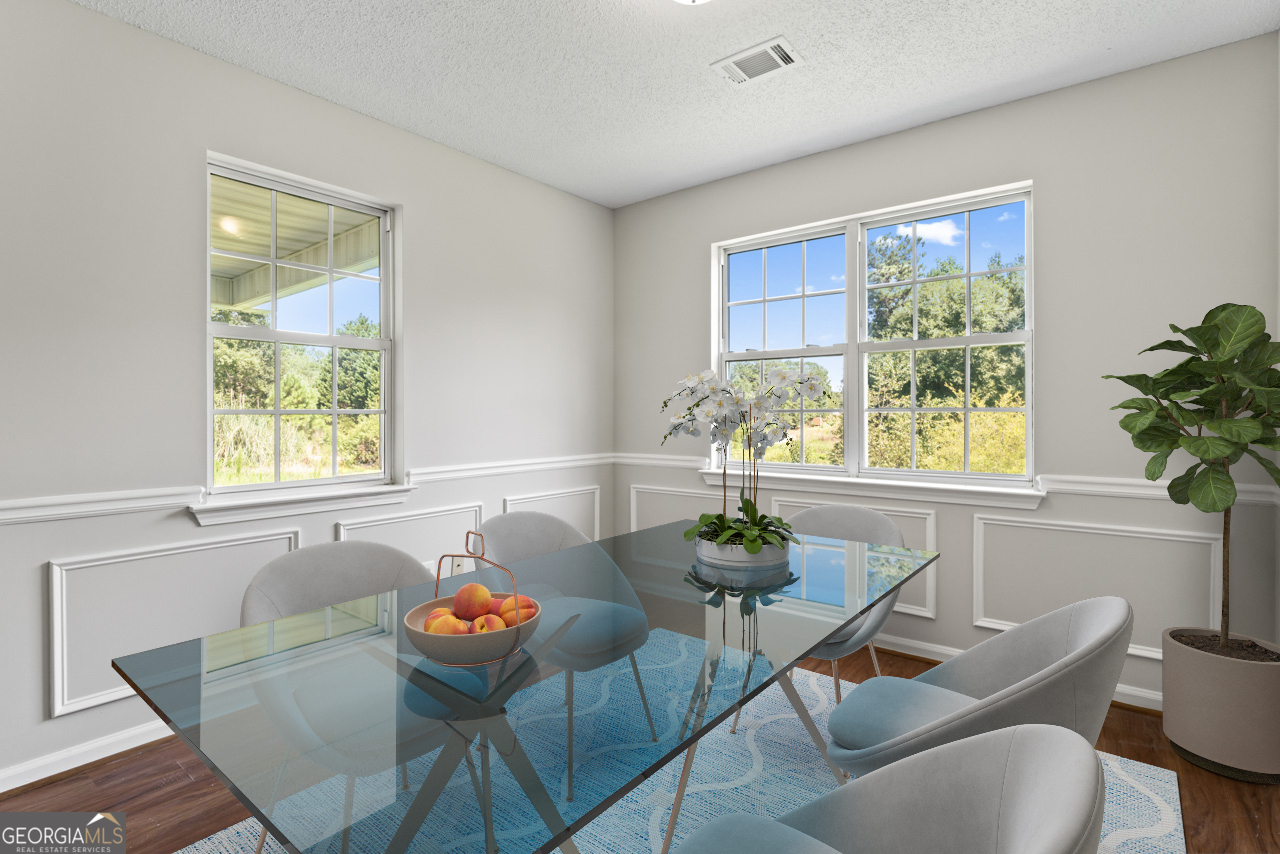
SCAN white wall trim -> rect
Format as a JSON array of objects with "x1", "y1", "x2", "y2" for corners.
[
  {"x1": 771, "y1": 496, "x2": 938, "y2": 620},
  {"x1": 628, "y1": 484, "x2": 723, "y2": 533},
  {"x1": 972, "y1": 514, "x2": 1223, "y2": 662},
  {"x1": 189, "y1": 483, "x2": 415, "y2": 526},
  {"x1": 0, "y1": 719, "x2": 172, "y2": 796},
  {"x1": 1037, "y1": 474, "x2": 1280, "y2": 506},
  {"x1": 408, "y1": 453, "x2": 615, "y2": 484},
  {"x1": 503, "y1": 486, "x2": 601, "y2": 540},
  {"x1": 701, "y1": 467, "x2": 1046, "y2": 510},
  {"x1": 335, "y1": 502, "x2": 485, "y2": 541},
  {"x1": 49, "y1": 529, "x2": 300, "y2": 717},
  {"x1": 0, "y1": 487, "x2": 206, "y2": 526},
  {"x1": 613, "y1": 453, "x2": 708, "y2": 470}
]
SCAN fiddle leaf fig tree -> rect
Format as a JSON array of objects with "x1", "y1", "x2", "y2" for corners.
[{"x1": 1105, "y1": 303, "x2": 1280, "y2": 648}]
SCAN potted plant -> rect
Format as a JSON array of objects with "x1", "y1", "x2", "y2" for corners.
[
  {"x1": 661, "y1": 367, "x2": 819, "y2": 569},
  {"x1": 1106, "y1": 302, "x2": 1280, "y2": 783}
]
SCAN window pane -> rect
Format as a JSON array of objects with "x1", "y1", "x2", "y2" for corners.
[
  {"x1": 334, "y1": 275, "x2": 380, "y2": 337},
  {"x1": 281, "y1": 414, "x2": 332, "y2": 481},
  {"x1": 331, "y1": 596, "x2": 379, "y2": 637},
  {"x1": 867, "y1": 225, "x2": 912, "y2": 284},
  {"x1": 213, "y1": 338, "x2": 274, "y2": 409},
  {"x1": 766, "y1": 241, "x2": 802, "y2": 297},
  {"x1": 728, "y1": 248, "x2": 763, "y2": 302},
  {"x1": 806, "y1": 235, "x2": 845, "y2": 292},
  {"x1": 805, "y1": 293, "x2": 845, "y2": 346},
  {"x1": 281, "y1": 345, "x2": 332, "y2": 410},
  {"x1": 915, "y1": 347, "x2": 964, "y2": 408},
  {"x1": 214, "y1": 414, "x2": 274, "y2": 486},
  {"x1": 205, "y1": 623, "x2": 269, "y2": 672},
  {"x1": 970, "y1": 201, "x2": 1025, "y2": 272},
  {"x1": 804, "y1": 412, "x2": 843, "y2": 466},
  {"x1": 916, "y1": 412, "x2": 964, "y2": 471},
  {"x1": 867, "y1": 351, "x2": 910, "y2": 408},
  {"x1": 277, "y1": 264, "x2": 329, "y2": 335},
  {"x1": 867, "y1": 285, "x2": 912, "y2": 341},
  {"x1": 971, "y1": 270, "x2": 1025, "y2": 333},
  {"x1": 969, "y1": 413, "x2": 1026, "y2": 474},
  {"x1": 727, "y1": 360, "x2": 763, "y2": 398},
  {"x1": 766, "y1": 299, "x2": 801, "y2": 350},
  {"x1": 728, "y1": 303, "x2": 762, "y2": 351},
  {"x1": 802, "y1": 355, "x2": 843, "y2": 409},
  {"x1": 337, "y1": 348, "x2": 381, "y2": 410},
  {"x1": 273, "y1": 608, "x2": 328, "y2": 652},
  {"x1": 759, "y1": 412, "x2": 801, "y2": 462},
  {"x1": 211, "y1": 253, "x2": 270, "y2": 327},
  {"x1": 916, "y1": 213, "x2": 966, "y2": 278},
  {"x1": 799, "y1": 545, "x2": 844, "y2": 605},
  {"x1": 333, "y1": 207, "x2": 380, "y2": 274},
  {"x1": 866, "y1": 412, "x2": 910, "y2": 469},
  {"x1": 338, "y1": 414, "x2": 382, "y2": 475},
  {"x1": 917, "y1": 278, "x2": 965, "y2": 339},
  {"x1": 210, "y1": 175, "x2": 271, "y2": 257},
  {"x1": 276, "y1": 192, "x2": 329, "y2": 261},
  {"x1": 970, "y1": 344, "x2": 1026, "y2": 407},
  {"x1": 763, "y1": 359, "x2": 801, "y2": 404}
]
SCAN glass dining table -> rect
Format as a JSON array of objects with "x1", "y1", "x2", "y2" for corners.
[{"x1": 113, "y1": 520, "x2": 938, "y2": 854}]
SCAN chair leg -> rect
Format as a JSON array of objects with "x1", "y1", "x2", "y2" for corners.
[
  {"x1": 832, "y1": 657, "x2": 842, "y2": 704},
  {"x1": 628, "y1": 652, "x2": 658, "y2": 742},
  {"x1": 867, "y1": 641, "x2": 882, "y2": 677},
  {"x1": 340, "y1": 775, "x2": 355, "y2": 854},
  {"x1": 254, "y1": 826, "x2": 268, "y2": 854},
  {"x1": 566, "y1": 669, "x2": 575, "y2": 802},
  {"x1": 400, "y1": 761, "x2": 409, "y2": 791}
]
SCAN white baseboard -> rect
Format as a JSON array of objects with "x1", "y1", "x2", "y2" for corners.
[{"x1": 0, "y1": 720, "x2": 170, "y2": 795}]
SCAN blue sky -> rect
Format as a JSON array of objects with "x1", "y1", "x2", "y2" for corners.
[
  {"x1": 866, "y1": 201, "x2": 1025, "y2": 279},
  {"x1": 267, "y1": 268, "x2": 381, "y2": 336}
]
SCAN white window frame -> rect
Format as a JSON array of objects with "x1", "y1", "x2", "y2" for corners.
[
  {"x1": 712, "y1": 182, "x2": 1033, "y2": 486},
  {"x1": 206, "y1": 162, "x2": 395, "y2": 494}
]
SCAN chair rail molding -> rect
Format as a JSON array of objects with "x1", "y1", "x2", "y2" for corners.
[
  {"x1": 771, "y1": 496, "x2": 938, "y2": 620},
  {"x1": 1036, "y1": 474, "x2": 1280, "y2": 505},
  {"x1": 701, "y1": 467, "x2": 1046, "y2": 510},
  {"x1": 189, "y1": 483, "x2": 415, "y2": 526},
  {"x1": 408, "y1": 452, "x2": 705, "y2": 485},
  {"x1": 628, "y1": 484, "x2": 723, "y2": 533},
  {"x1": 972, "y1": 514, "x2": 1223, "y2": 661},
  {"x1": 0, "y1": 486, "x2": 205, "y2": 526},
  {"x1": 503, "y1": 486, "x2": 601, "y2": 540},
  {"x1": 49, "y1": 529, "x2": 300, "y2": 717}
]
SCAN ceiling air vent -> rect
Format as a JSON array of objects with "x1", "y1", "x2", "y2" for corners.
[{"x1": 713, "y1": 37, "x2": 804, "y2": 86}]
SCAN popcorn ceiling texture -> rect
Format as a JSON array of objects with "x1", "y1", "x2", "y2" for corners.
[{"x1": 69, "y1": 0, "x2": 1280, "y2": 208}]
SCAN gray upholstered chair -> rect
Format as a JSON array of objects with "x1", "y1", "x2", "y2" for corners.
[
  {"x1": 242, "y1": 541, "x2": 485, "y2": 854},
  {"x1": 786, "y1": 504, "x2": 906, "y2": 702},
  {"x1": 675, "y1": 724, "x2": 1104, "y2": 854},
  {"x1": 472, "y1": 511, "x2": 657, "y2": 800},
  {"x1": 826, "y1": 596, "x2": 1133, "y2": 778}
]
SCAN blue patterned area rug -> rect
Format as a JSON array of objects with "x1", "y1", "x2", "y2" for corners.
[{"x1": 179, "y1": 630, "x2": 1185, "y2": 854}]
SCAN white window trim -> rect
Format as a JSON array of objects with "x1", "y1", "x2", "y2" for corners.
[
  {"x1": 206, "y1": 157, "x2": 398, "y2": 496},
  {"x1": 708, "y1": 182, "x2": 1040, "y2": 503}
]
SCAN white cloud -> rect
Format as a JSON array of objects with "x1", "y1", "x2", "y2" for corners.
[
  {"x1": 899, "y1": 219, "x2": 963, "y2": 246},
  {"x1": 831, "y1": 274, "x2": 845, "y2": 282},
  {"x1": 997, "y1": 210, "x2": 1016, "y2": 222},
  {"x1": 981, "y1": 241, "x2": 993, "y2": 249}
]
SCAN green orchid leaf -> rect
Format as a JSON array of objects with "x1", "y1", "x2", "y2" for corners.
[
  {"x1": 1209, "y1": 304, "x2": 1267, "y2": 358},
  {"x1": 1178, "y1": 435, "x2": 1239, "y2": 461},
  {"x1": 1144, "y1": 449, "x2": 1173, "y2": 481},
  {"x1": 1188, "y1": 464, "x2": 1237, "y2": 513},
  {"x1": 762, "y1": 532, "x2": 784, "y2": 548},
  {"x1": 742, "y1": 538, "x2": 762, "y2": 555},
  {"x1": 1103, "y1": 373, "x2": 1156, "y2": 396},
  {"x1": 1203, "y1": 418, "x2": 1264, "y2": 444},
  {"x1": 683, "y1": 524, "x2": 702, "y2": 541},
  {"x1": 698, "y1": 513, "x2": 716, "y2": 525},
  {"x1": 1167, "y1": 463, "x2": 1200, "y2": 505},
  {"x1": 716, "y1": 529, "x2": 736, "y2": 545},
  {"x1": 1244, "y1": 448, "x2": 1280, "y2": 489}
]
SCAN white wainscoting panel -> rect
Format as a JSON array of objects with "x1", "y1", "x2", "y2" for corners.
[
  {"x1": 629, "y1": 484, "x2": 722, "y2": 533},
  {"x1": 772, "y1": 497, "x2": 938, "y2": 620},
  {"x1": 50, "y1": 529, "x2": 299, "y2": 717},
  {"x1": 503, "y1": 487, "x2": 600, "y2": 541},
  {"x1": 335, "y1": 502, "x2": 484, "y2": 570},
  {"x1": 973, "y1": 515, "x2": 1222, "y2": 661}
]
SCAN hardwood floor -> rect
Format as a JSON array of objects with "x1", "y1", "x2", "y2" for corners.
[{"x1": 3, "y1": 647, "x2": 1275, "y2": 854}]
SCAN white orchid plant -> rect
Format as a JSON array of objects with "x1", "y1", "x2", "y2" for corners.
[{"x1": 661, "y1": 366, "x2": 824, "y2": 552}]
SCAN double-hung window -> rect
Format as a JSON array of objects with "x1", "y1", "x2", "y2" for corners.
[
  {"x1": 718, "y1": 186, "x2": 1032, "y2": 481},
  {"x1": 208, "y1": 166, "x2": 392, "y2": 490}
]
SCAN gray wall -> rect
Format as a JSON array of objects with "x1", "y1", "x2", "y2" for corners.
[{"x1": 612, "y1": 35, "x2": 1280, "y2": 705}]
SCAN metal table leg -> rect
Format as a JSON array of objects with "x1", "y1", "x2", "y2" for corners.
[
  {"x1": 659, "y1": 742, "x2": 698, "y2": 854},
  {"x1": 776, "y1": 670, "x2": 846, "y2": 785}
]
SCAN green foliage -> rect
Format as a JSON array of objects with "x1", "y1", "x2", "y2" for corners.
[
  {"x1": 1104, "y1": 303, "x2": 1280, "y2": 514},
  {"x1": 683, "y1": 490, "x2": 800, "y2": 554}
]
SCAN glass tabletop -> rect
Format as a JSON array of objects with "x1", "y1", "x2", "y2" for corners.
[{"x1": 114, "y1": 520, "x2": 938, "y2": 854}]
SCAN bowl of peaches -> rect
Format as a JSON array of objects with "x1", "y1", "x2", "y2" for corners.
[{"x1": 403, "y1": 582, "x2": 540, "y2": 666}]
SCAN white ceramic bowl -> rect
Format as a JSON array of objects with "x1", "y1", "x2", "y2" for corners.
[{"x1": 403, "y1": 593, "x2": 541, "y2": 666}]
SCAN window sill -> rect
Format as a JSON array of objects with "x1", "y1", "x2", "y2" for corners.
[
  {"x1": 189, "y1": 482, "x2": 416, "y2": 527},
  {"x1": 698, "y1": 467, "x2": 1045, "y2": 510}
]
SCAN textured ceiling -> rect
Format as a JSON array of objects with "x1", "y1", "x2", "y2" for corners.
[{"x1": 71, "y1": 0, "x2": 1280, "y2": 208}]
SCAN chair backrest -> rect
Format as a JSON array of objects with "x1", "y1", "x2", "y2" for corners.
[
  {"x1": 474, "y1": 511, "x2": 591, "y2": 567},
  {"x1": 786, "y1": 504, "x2": 905, "y2": 549},
  {"x1": 778, "y1": 724, "x2": 1104, "y2": 854},
  {"x1": 241, "y1": 540, "x2": 434, "y2": 627}
]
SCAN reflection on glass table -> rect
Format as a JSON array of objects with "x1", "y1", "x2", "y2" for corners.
[{"x1": 114, "y1": 521, "x2": 938, "y2": 854}]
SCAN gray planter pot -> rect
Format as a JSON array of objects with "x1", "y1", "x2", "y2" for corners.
[
  {"x1": 1162, "y1": 627, "x2": 1280, "y2": 784},
  {"x1": 695, "y1": 536, "x2": 789, "y2": 571}
]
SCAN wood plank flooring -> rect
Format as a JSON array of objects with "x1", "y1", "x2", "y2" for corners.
[{"x1": 3, "y1": 647, "x2": 1275, "y2": 854}]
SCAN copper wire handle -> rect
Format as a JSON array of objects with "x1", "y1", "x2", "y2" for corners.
[{"x1": 433, "y1": 533, "x2": 527, "y2": 665}]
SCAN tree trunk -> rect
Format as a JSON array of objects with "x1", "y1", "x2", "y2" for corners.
[{"x1": 1220, "y1": 504, "x2": 1231, "y2": 648}]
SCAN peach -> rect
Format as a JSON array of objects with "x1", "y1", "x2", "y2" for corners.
[
  {"x1": 427, "y1": 615, "x2": 471, "y2": 635},
  {"x1": 453, "y1": 583, "x2": 492, "y2": 621},
  {"x1": 498, "y1": 594, "x2": 535, "y2": 618},
  {"x1": 501, "y1": 606, "x2": 536, "y2": 628},
  {"x1": 488, "y1": 598, "x2": 504, "y2": 617},
  {"x1": 470, "y1": 614, "x2": 506, "y2": 634},
  {"x1": 422, "y1": 607, "x2": 455, "y2": 632}
]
